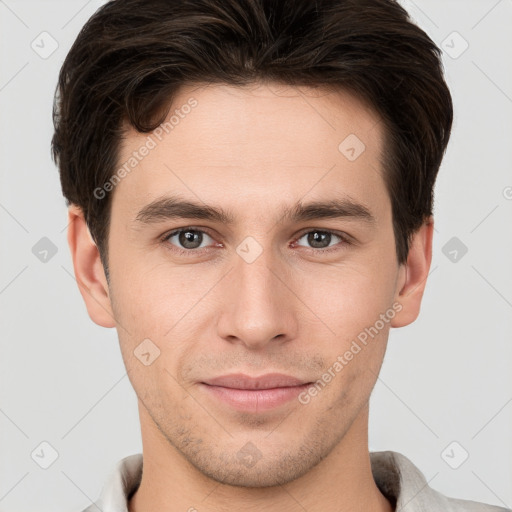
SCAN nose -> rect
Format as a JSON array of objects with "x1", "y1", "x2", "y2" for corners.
[{"x1": 216, "y1": 244, "x2": 299, "y2": 350}]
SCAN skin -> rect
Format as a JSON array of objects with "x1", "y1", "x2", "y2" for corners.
[{"x1": 67, "y1": 82, "x2": 433, "y2": 512}]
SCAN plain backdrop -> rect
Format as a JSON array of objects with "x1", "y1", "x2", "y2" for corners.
[{"x1": 0, "y1": 0, "x2": 511, "y2": 511}]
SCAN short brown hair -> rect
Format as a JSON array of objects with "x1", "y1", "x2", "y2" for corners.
[{"x1": 52, "y1": 0, "x2": 453, "y2": 275}]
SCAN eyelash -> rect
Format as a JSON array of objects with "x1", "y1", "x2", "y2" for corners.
[{"x1": 159, "y1": 227, "x2": 352, "y2": 257}]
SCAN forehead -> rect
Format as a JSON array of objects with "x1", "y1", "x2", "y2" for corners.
[{"x1": 114, "y1": 82, "x2": 387, "y2": 219}]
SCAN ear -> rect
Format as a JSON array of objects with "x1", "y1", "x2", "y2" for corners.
[
  {"x1": 67, "y1": 205, "x2": 116, "y2": 328},
  {"x1": 390, "y1": 216, "x2": 434, "y2": 328}
]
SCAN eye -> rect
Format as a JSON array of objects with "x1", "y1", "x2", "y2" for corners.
[
  {"x1": 293, "y1": 230, "x2": 350, "y2": 252},
  {"x1": 162, "y1": 228, "x2": 216, "y2": 251},
  {"x1": 160, "y1": 227, "x2": 351, "y2": 257}
]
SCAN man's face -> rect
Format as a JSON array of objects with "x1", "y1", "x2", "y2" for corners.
[{"x1": 100, "y1": 83, "x2": 407, "y2": 486}]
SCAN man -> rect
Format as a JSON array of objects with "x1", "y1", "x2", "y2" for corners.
[{"x1": 52, "y1": 0, "x2": 508, "y2": 511}]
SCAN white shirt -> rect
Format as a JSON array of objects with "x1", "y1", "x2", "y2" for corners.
[{"x1": 81, "y1": 450, "x2": 510, "y2": 512}]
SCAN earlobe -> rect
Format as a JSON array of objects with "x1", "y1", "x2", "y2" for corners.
[
  {"x1": 67, "y1": 205, "x2": 116, "y2": 328},
  {"x1": 390, "y1": 217, "x2": 434, "y2": 328}
]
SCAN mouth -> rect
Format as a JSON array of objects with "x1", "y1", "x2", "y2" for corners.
[
  {"x1": 199, "y1": 373, "x2": 313, "y2": 412},
  {"x1": 201, "y1": 372, "x2": 310, "y2": 389}
]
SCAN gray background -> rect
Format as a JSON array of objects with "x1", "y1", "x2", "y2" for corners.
[{"x1": 0, "y1": 0, "x2": 511, "y2": 510}]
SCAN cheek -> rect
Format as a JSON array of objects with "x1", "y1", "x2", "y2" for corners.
[
  {"x1": 296, "y1": 257, "x2": 397, "y2": 334},
  {"x1": 109, "y1": 249, "x2": 206, "y2": 326},
  {"x1": 108, "y1": 258, "x2": 219, "y2": 387},
  {"x1": 291, "y1": 251, "x2": 398, "y2": 390}
]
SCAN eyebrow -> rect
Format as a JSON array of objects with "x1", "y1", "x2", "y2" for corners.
[{"x1": 134, "y1": 195, "x2": 376, "y2": 226}]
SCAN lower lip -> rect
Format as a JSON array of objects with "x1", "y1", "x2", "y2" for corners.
[{"x1": 199, "y1": 383, "x2": 311, "y2": 412}]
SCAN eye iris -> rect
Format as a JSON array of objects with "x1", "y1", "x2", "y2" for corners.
[
  {"x1": 308, "y1": 231, "x2": 331, "y2": 249},
  {"x1": 173, "y1": 231, "x2": 337, "y2": 250},
  {"x1": 179, "y1": 230, "x2": 202, "y2": 249}
]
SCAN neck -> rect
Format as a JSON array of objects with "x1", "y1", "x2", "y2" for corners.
[{"x1": 128, "y1": 402, "x2": 394, "y2": 512}]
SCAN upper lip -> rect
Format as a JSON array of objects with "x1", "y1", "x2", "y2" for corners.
[{"x1": 202, "y1": 373, "x2": 310, "y2": 390}]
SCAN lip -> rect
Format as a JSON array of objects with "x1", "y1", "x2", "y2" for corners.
[
  {"x1": 202, "y1": 373, "x2": 308, "y2": 389},
  {"x1": 200, "y1": 373, "x2": 312, "y2": 412}
]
